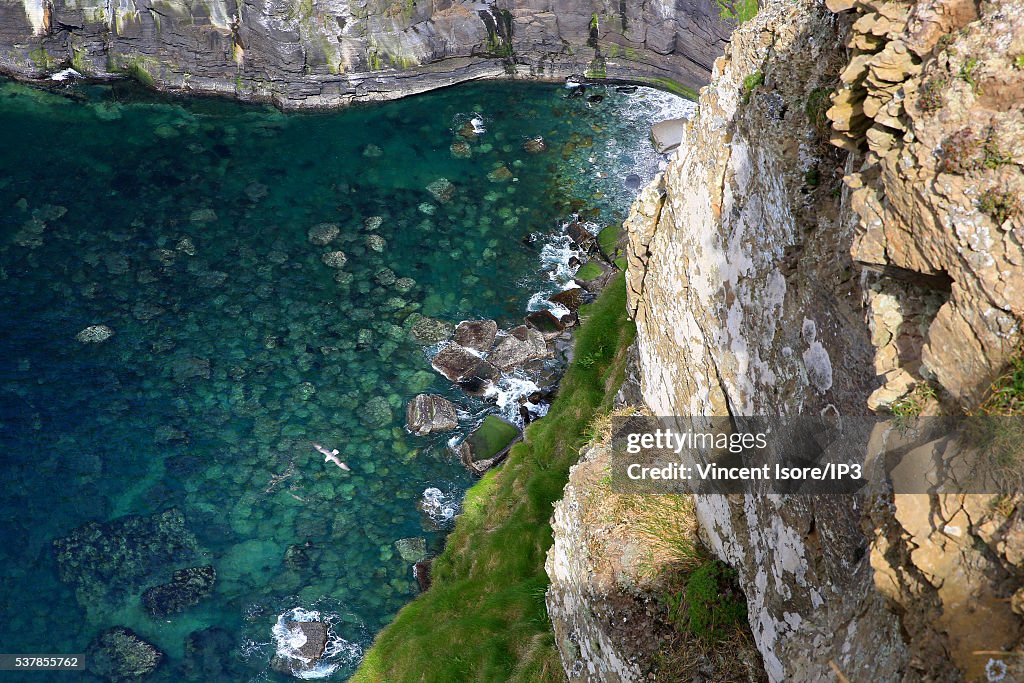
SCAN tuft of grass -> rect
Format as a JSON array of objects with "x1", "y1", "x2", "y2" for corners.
[
  {"x1": 980, "y1": 350, "x2": 1024, "y2": 416},
  {"x1": 891, "y1": 383, "x2": 938, "y2": 419},
  {"x1": 978, "y1": 188, "x2": 1022, "y2": 224},
  {"x1": 715, "y1": 0, "x2": 758, "y2": 23},
  {"x1": 683, "y1": 560, "x2": 749, "y2": 641},
  {"x1": 918, "y1": 77, "x2": 947, "y2": 113},
  {"x1": 805, "y1": 87, "x2": 833, "y2": 137},
  {"x1": 574, "y1": 261, "x2": 604, "y2": 282},
  {"x1": 982, "y1": 127, "x2": 1014, "y2": 169},
  {"x1": 1015, "y1": 55, "x2": 1024, "y2": 70},
  {"x1": 741, "y1": 70, "x2": 764, "y2": 105},
  {"x1": 804, "y1": 166, "x2": 820, "y2": 188},
  {"x1": 959, "y1": 57, "x2": 980, "y2": 93},
  {"x1": 350, "y1": 275, "x2": 636, "y2": 683},
  {"x1": 597, "y1": 223, "x2": 623, "y2": 261}
]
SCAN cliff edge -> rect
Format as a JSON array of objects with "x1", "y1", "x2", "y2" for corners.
[
  {"x1": 548, "y1": 0, "x2": 1024, "y2": 680},
  {"x1": 0, "y1": 0, "x2": 731, "y2": 107}
]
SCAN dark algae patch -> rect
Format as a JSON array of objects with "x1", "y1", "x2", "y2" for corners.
[{"x1": 351, "y1": 275, "x2": 636, "y2": 683}]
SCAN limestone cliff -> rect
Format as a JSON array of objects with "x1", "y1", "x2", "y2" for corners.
[
  {"x1": 0, "y1": 0, "x2": 730, "y2": 107},
  {"x1": 548, "y1": 0, "x2": 1024, "y2": 680}
]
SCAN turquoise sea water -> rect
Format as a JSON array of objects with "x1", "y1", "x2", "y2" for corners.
[{"x1": 0, "y1": 78, "x2": 686, "y2": 681}]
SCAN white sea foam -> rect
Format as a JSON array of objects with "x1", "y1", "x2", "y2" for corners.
[
  {"x1": 271, "y1": 607, "x2": 363, "y2": 680},
  {"x1": 421, "y1": 487, "x2": 459, "y2": 524},
  {"x1": 470, "y1": 115, "x2": 486, "y2": 135},
  {"x1": 485, "y1": 371, "x2": 540, "y2": 422}
]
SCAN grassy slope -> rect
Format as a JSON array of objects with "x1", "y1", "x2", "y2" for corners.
[{"x1": 351, "y1": 274, "x2": 636, "y2": 683}]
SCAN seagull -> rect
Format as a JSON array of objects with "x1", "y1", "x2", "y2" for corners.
[{"x1": 312, "y1": 442, "x2": 351, "y2": 471}]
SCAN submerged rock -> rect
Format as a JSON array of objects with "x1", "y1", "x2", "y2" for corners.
[
  {"x1": 407, "y1": 313, "x2": 453, "y2": 345},
  {"x1": 76, "y1": 324, "x2": 114, "y2": 343},
  {"x1": 53, "y1": 508, "x2": 198, "y2": 611},
  {"x1": 361, "y1": 396, "x2": 392, "y2": 428},
  {"x1": 453, "y1": 319, "x2": 497, "y2": 353},
  {"x1": 87, "y1": 627, "x2": 163, "y2": 682},
  {"x1": 308, "y1": 223, "x2": 340, "y2": 245},
  {"x1": 450, "y1": 141, "x2": 472, "y2": 158},
  {"x1": 426, "y1": 178, "x2": 455, "y2": 203},
  {"x1": 487, "y1": 165, "x2": 513, "y2": 182},
  {"x1": 394, "y1": 537, "x2": 427, "y2": 563},
  {"x1": 182, "y1": 627, "x2": 235, "y2": 681},
  {"x1": 523, "y1": 136, "x2": 547, "y2": 154},
  {"x1": 321, "y1": 250, "x2": 348, "y2": 268},
  {"x1": 366, "y1": 234, "x2": 386, "y2": 252},
  {"x1": 171, "y1": 356, "x2": 211, "y2": 383},
  {"x1": 406, "y1": 394, "x2": 458, "y2": 435},
  {"x1": 142, "y1": 565, "x2": 216, "y2": 617}
]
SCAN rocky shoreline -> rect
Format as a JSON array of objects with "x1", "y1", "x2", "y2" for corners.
[{"x1": 405, "y1": 213, "x2": 628, "y2": 478}]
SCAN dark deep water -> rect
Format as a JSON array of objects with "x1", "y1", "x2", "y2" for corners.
[{"x1": 0, "y1": 77, "x2": 688, "y2": 681}]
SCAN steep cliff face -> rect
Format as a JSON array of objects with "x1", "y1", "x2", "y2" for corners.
[
  {"x1": 546, "y1": 0, "x2": 1024, "y2": 680},
  {"x1": 0, "y1": 0, "x2": 730, "y2": 107}
]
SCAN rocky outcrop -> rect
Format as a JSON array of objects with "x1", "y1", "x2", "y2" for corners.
[
  {"x1": 546, "y1": 439, "x2": 765, "y2": 682},
  {"x1": 270, "y1": 621, "x2": 329, "y2": 675},
  {"x1": 827, "y1": 0, "x2": 1024, "y2": 406},
  {"x1": 578, "y1": 0, "x2": 1024, "y2": 680},
  {"x1": 0, "y1": 0, "x2": 732, "y2": 108}
]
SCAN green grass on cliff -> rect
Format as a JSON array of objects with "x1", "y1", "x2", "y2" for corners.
[
  {"x1": 351, "y1": 274, "x2": 636, "y2": 683},
  {"x1": 716, "y1": 0, "x2": 759, "y2": 23}
]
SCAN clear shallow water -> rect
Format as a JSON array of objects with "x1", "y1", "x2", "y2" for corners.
[{"x1": 0, "y1": 78, "x2": 686, "y2": 681}]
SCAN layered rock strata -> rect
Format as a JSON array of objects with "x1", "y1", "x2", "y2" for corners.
[{"x1": 0, "y1": 0, "x2": 732, "y2": 108}]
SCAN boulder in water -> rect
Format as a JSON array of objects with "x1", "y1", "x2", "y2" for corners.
[
  {"x1": 270, "y1": 621, "x2": 329, "y2": 676},
  {"x1": 549, "y1": 287, "x2": 586, "y2": 312},
  {"x1": 87, "y1": 627, "x2": 163, "y2": 682},
  {"x1": 454, "y1": 415, "x2": 521, "y2": 474},
  {"x1": 406, "y1": 394, "x2": 459, "y2": 435},
  {"x1": 487, "y1": 165, "x2": 513, "y2": 182},
  {"x1": 523, "y1": 136, "x2": 547, "y2": 154},
  {"x1": 426, "y1": 178, "x2": 455, "y2": 203},
  {"x1": 651, "y1": 118, "x2": 687, "y2": 153},
  {"x1": 566, "y1": 221, "x2": 594, "y2": 248},
  {"x1": 414, "y1": 559, "x2": 432, "y2": 592},
  {"x1": 432, "y1": 344, "x2": 499, "y2": 391},
  {"x1": 453, "y1": 319, "x2": 497, "y2": 353},
  {"x1": 525, "y1": 310, "x2": 565, "y2": 338},
  {"x1": 488, "y1": 326, "x2": 550, "y2": 371},
  {"x1": 394, "y1": 537, "x2": 427, "y2": 563}
]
